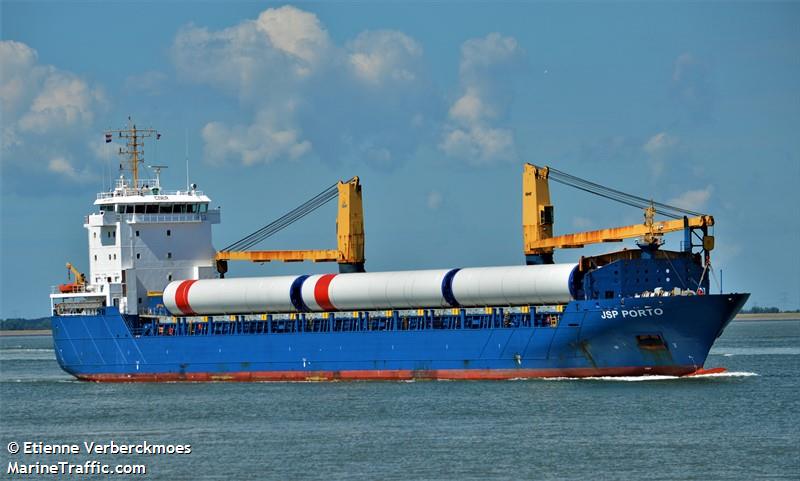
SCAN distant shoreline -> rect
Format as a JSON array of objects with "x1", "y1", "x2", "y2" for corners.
[
  {"x1": 1, "y1": 312, "x2": 797, "y2": 337},
  {"x1": 0, "y1": 329, "x2": 52, "y2": 337},
  {"x1": 734, "y1": 313, "x2": 800, "y2": 321}
]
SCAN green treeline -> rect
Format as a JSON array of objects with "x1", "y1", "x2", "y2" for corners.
[
  {"x1": 0, "y1": 318, "x2": 52, "y2": 330},
  {"x1": 742, "y1": 306, "x2": 783, "y2": 314}
]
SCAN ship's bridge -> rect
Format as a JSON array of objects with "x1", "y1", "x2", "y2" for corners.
[{"x1": 92, "y1": 178, "x2": 220, "y2": 224}]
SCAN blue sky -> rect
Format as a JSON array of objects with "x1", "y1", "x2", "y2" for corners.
[{"x1": 1, "y1": 1, "x2": 798, "y2": 318}]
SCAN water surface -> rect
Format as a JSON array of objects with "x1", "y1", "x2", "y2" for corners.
[{"x1": 1, "y1": 320, "x2": 798, "y2": 480}]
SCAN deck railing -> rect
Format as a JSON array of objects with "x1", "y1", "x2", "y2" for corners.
[{"x1": 130, "y1": 308, "x2": 562, "y2": 338}]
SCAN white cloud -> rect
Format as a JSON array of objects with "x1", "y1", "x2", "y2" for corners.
[
  {"x1": 449, "y1": 87, "x2": 492, "y2": 124},
  {"x1": 172, "y1": 6, "x2": 331, "y2": 96},
  {"x1": 672, "y1": 53, "x2": 696, "y2": 83},
  {"x1": 202, "y1": 118, "x2": 311, "y2": 166},
  {"x1": 48, "y1": 156, "x2": 73, "y2": 174},
  {"x1": 18, "y1": 71, "x2": 103, "y2": 133},
  {"x1": 427, "y1": 190, "x2": 443, "y2": 210},
  {"x1": 0, "y1": 40, "x2": 106, "y2": 184},
  {"x1": 347, "y1": 30, "x2": 422, "y2": 85},
  {"x1": 89, "y1": 139, "x2": 122, "y2": 161},
  {"x1": 0, "y1": 41, "x2": 38, "y2": 118},
  {"x1": 173, "y1": 7, "x2": 434, "y2": 168},
  {"x1": 668, "y1": 185, "x2": 714, "y2": 211},
  {"x1": 643, "y1": 132, "x2": 679, "y2": 178},
  {"x1": 124, "y1": 70, "x2": 168, "y2": 96},
  {"x1": 1, "y1": 40, "x2": 104, "y2": 140},
  {"x1": 440, "y1": 125, "x2": 515, "y2": 165},
  {"x1": 671, "y1": 52, "x2": 714, "y2": 122},
  {"x1": 459, "y1": 33, "x2": 520, "y2": 80},
  {"x1": 47, "y1": 156, "x2": 96, "y2": 183},
  {"x1": 255, "y1": 6, "x2": 330, "y2": 66},
  {"x1": 440, "y1": 33, "x2": 523, "y2": 165},
  {"x1": 643, "y1": 132, "x2": 678, "y2": 155}
]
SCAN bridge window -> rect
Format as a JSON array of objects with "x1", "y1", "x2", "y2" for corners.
[
  {"x1": 199, "y1": 203, "x2": 208, "y2": 213},
  {"x1": 159, "y1": 204, "x2": 172, "y2": 214},
  {"x1": 146, "y1": 204, "x2": 158, "y2": 214},
  {"x1": 134, "y1": 204, "x2": 144, "y2": 214},
  {"x1": 175, "y1": 204, "x2": 187, "y2": 213}
]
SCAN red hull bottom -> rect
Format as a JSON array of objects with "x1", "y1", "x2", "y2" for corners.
[{"x1": 75, "y1": 365, "x2": 717, "y2": 382}]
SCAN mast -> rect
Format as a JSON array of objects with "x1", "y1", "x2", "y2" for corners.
[{"x1": 106, "y1": 117, "x2": 160, "y2": 188}]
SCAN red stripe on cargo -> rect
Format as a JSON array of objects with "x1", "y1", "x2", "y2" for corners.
[
  {"x1": 314, "y1": 274, "x2": 337, "y2": 311},
  {"x1": 175, "y1": 280, "x2": 197, "y2": 315}
]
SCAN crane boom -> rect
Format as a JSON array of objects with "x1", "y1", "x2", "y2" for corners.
[
  {"x1": 66, "y1": 262, "x2": 86, "y2": 285},
  {"x1": 522, "y1": 163, "x2": 714, "y2": 260},
  {"x1": 216, "y1": 177, "x2": 365, "y2": 274},
  {"x1": 525, "y1": 215, "x2": 714, "y2": 252}
]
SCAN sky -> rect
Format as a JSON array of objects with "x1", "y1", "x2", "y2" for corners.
[{"x1": 1, "y1": 1, "x2": 798, "y2": 318}]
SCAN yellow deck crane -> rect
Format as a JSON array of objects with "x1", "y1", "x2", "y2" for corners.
[
  {"x1": 215, "y1": 177, "x2": 365, "y2": 275},
  {"x1": 522, "y1": 163, "x2": 715, "y2": 267},
  {"x1": 58, "y1": 262, "x2": 87, "y2": 293}
]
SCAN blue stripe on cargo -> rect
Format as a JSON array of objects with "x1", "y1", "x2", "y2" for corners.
[
  {"x1": 441, "y1": 268, "x2": 461, "y2": 307},
  {"x1": 290, "y1": 275, "x2": 310, "y2": 312},
  {"x1": 568, "y1": 266, "x2": 578, "y2": 300}
]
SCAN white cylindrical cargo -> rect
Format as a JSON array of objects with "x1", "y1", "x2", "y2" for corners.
[
  {"x1": 451, "y1": 264, "x2": 577, "y2": 307},
  {"x1": 163, "y1": 263, "x2": 578, "y2": 316},
  {"x1": 323, "y1": 269, "x2": 451, "y2": 311},
  {"x1": 163, "y1": 275, "x2": 300, "y2": 315}
]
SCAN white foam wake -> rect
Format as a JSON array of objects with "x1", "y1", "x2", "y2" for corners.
[
  {"x1": 541, "y1": 371, "x2": 758, "y2": 382},
  {"x1": 710, "y1": 347, "x2": 800, "y2": 356}
]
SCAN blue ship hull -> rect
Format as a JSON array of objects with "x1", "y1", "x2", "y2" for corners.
[{"x1": 50, "y1": 294, "x2": 747, "y2": 381}]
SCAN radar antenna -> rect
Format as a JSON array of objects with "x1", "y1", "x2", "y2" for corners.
[
  {"x1": 148, "y1": 165, "x2": 168, "y2": 193},
  {"x1": 105, "y1": 117, "x2": 160, "y2": 189}
]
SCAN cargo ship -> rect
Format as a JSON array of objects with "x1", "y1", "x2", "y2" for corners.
[{"x1": 48, "y1": 121, "x2": 748, "y2": 381}]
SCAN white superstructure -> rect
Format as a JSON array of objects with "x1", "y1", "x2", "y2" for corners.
[{"x1": 50, "y1": 120, "x2": 220, "y2": 315}]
